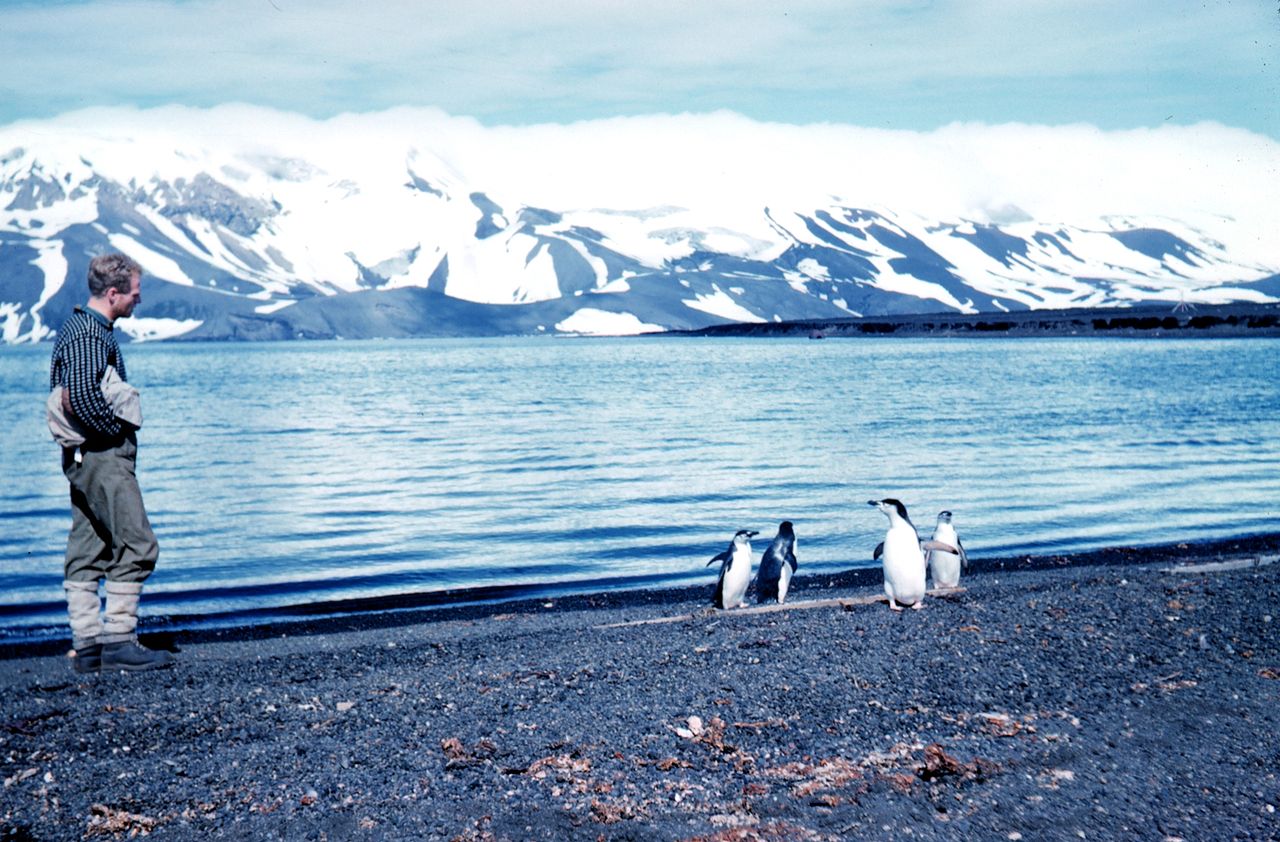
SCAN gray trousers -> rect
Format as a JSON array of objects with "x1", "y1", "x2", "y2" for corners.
[{"x1": 62, "y1": 434, "x2": 158, "y2": 584}]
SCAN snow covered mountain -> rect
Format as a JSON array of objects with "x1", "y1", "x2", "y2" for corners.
[{"x1": 2, "y1": 107, "x2": 1277, "y2": 342}]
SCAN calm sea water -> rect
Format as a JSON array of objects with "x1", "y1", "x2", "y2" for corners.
[{"x1": 2, "y1": 336, "x2": 1277, "y2": 639}]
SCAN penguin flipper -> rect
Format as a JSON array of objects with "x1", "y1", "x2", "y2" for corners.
[
  {"x1": 921, "y1": 539, "x2": 960, "y2": 555},
  {"x1": 958, "y1": 538, "x2": 969, "y2": 570},
  {"x1": 707, "y1": 549, "x2": 731, "y2": 567},
  {"x1": 786, "y1": 548, "x2": 798, "y2": 573},
  {"x1": 873, "y1": 542, "x2": 884, "y2": 561},
  {"x1": 712, "y1": 565, "x2": 727, "y2": 608}
]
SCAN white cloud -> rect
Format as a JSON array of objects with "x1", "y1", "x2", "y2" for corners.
[{"x1": 8, "y1": 105, "x2": 1276, "y2": 266}]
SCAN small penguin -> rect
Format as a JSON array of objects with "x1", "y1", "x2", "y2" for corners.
[
  {"x1": 756, "y1": 521, "x2": 799, "y2": 604},
  {"x1": 869, "y1": 498, "x2": 929, "y2": 611},
  {"x1": 926, "y1": 510, "x2": 968, "y2": 589},
  {"x1": 707, "y1": 529, "x2": 758, "y2": 609}
]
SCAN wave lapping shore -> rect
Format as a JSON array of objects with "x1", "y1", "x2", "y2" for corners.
[{"x1": 1, "y1": 536, "x2": 1278, "y2": 840}]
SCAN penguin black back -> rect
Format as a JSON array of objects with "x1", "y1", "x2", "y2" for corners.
[{"x1": 756, "y1": 521, "x2": 798, "y2": 604}]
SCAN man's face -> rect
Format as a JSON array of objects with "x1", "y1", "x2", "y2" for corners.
[{"x1": 108, "y1": 272, "x2": 141, "y2": 319}]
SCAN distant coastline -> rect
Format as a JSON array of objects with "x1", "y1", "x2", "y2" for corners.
[{"x1": 671, "y1": 301, "x2": 1280, "y2": 339}]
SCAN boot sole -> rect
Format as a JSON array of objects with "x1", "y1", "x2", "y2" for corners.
[{"x1": 102, "y1": 659, "x2": 175, "y2": 672}]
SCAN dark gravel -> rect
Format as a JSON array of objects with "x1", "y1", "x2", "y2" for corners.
[{"x1": 2, "y1": 538, "x2": 1278, "y2": 841}]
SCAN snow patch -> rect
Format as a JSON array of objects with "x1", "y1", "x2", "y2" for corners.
[
  {"x1": 23, "y1": 239, "x2": 67, "y2": 342},
  {"x1": 116, "y1": 316, "x2": 202, "y2": 342},
  {"x1": 0, "y1": 303, "x2": 23, "y2": 343},
  {"x1": 554, "y1": 308, "x2": 664, "y2": 336},
  {"x1": 867, "y1": 255, "x2": 973, "y2": 312},
  {"x1": 107, "y1": 233, "x2": 197, "y2": 287},
  {"x1": 254, "y1": 300, "x2": 296, "y2": 314},
  {"x1": 796, "y1": 258, "x2": 830, "y2": 281},
  {"x1": 682, "y1": 288, "x2": 764, "y2": 323},
  {"x1": 593, "y1": 278, "x2": 631, "y2": 294}
]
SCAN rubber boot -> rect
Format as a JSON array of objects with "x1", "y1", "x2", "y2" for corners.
[
  {"x1": 101, "y1": 639, "x2": 174, "y2": 671},
  {"x1": 64, "y1": 580, "x2": 103, "y2": 673},
  {"x1": 100, "y1": 581, "x2": 174, "y2": 672}
]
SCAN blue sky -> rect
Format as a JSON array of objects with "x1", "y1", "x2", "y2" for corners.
[{"x1": 0, "y1": 0, "x2": 1276, "y2": 138}]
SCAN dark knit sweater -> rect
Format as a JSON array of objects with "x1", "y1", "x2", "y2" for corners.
[{"x1": 49, "y1": 307, "x2": 129, "y2": 441}]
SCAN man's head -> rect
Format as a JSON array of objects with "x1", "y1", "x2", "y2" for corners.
[{"x1": 87, "y1": 253, "x2": 143, "y2": 321}]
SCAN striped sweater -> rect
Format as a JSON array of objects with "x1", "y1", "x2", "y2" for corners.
[{"x1": 49, "y1": 307, "x2": 129, "y2": 441}]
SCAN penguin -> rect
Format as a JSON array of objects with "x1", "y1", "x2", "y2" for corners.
[
  {"x1": 707, "y1": 529, "x2": 758, "y2": 609},
  {"x1": 926, "y1": 510, "x2": 968, "y2": 589},
  {"x1": 869, "y1": 499, "x2": 929, "y2": 611},
  {"x1": 756, "y1": 521, "x2": 799, "y2": 604}
]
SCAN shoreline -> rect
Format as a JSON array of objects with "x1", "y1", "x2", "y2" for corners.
[
  {"x1": 1, "y1": 531, "x2": 1276, "y2": 839},
  {"x1": 3, "y1": 532, "x2": 1277, "y2": 660}
]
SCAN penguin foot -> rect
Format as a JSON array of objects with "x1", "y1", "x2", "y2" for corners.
[
  {"x1": 910, "y1": 601, "x2": 925, "y2": 611},
  {"x1": 888, "y1": 600, "x2": 904, "y2": 612}
]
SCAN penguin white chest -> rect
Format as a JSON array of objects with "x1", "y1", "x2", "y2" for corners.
[
  {"x1": 882, "y1": 527, "x2": 926, "y2": 606},
  {"x1": 777, "y1": 562, "x2": 793, "y2": 604},
  {"x1": 723, "y1": 547, "x2": 753, "y2": 607},
  {"x1": 928, "y1": 523, "x2": 962, "y2": 588}
]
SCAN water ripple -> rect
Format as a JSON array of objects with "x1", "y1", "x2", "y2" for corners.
[{"x1": 2, "y1": 336, "x2": 1277, "y2": 633}]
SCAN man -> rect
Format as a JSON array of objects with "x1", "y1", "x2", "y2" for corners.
[{"x1": 49, "y1": 253, "x2": 173, "y2": 673}]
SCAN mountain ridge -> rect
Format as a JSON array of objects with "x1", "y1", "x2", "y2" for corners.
[{"x1": 2, "y1": 107, "x2": 1277, "y2": 342}]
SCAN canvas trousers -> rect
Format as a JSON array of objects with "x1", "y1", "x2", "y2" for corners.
[
  {"x1": 61, "y1": 434, "x2": 159, "y2": 648},
  {"x1": 62, "y1": 433, "x2": 158, "y2": 584}
]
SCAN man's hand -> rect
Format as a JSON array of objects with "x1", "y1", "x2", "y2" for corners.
[{"x1": 61, "y1": 386, "x2": 76, "y2": 420}]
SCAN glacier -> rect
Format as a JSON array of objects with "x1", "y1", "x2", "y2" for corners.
[{"x1": 1, "y1": 106, "x2": 1277, "y2": 342}]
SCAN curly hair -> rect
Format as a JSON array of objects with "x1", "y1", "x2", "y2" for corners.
[{"x1": 86, "y1": 253, "x2": 143, "y2": 297}]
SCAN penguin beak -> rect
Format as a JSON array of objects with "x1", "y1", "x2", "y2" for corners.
[{"x1": 867, "y1": 500, "x2": 879, "y2": 507}]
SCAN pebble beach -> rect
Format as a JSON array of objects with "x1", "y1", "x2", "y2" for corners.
[{"x1": 2, "y1": 534, "x2": 1278, "y2": 841}]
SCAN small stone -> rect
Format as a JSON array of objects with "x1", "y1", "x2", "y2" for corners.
[{"x1": 336, "y1": 701, "x2": 355, "y2": 712}]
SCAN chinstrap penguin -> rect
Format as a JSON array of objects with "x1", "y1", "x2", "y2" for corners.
[
  {"x1": 756, "y1": 521, "x2": 799, "y2": 604},
  {"x1": 708, "y1": 529, "x2": 758, "y2": 609},
  {"x1": 869, "y1": 499, "x2": 930, "y2": 611},
  {"x1": 926, "y1": 510, "x2": 968, "y2": 589}
]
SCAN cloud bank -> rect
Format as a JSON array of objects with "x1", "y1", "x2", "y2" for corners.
[{"x1": 10, "y1": 105, "x2": 1275, "y2": 259}]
